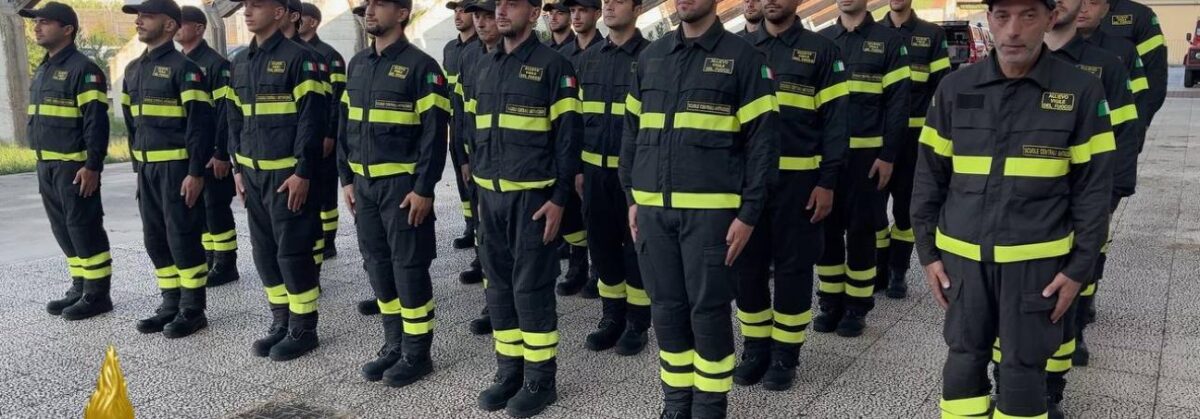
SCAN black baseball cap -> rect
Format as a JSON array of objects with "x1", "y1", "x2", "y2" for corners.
[
  {"x1": 464, "y1": 0, "x2": 495, "y2": 12},
  {"x1": 984, "y1": 0, "x2": 1056, "y2": 10},
  {"x1": 121, "y1": 0, "x2": 183, "y2": 24},
  {"x1": 542, "y1": 1, "x2": 566, "y2": 11},
  {"x1": 229, "y1": 0, "x2": 289, "y2": 8},
  {"x1": 285, "y1": 0, "x2": 302, "y2": 13},
  {"x1": 563, "y1": 0, "x2": 599, "y2": 8},
  {"x1": 351, "y1": 0, "x2": 413, "y2": 16},
  {"x1": 180, "y1": 6, "x2": 207, "y2": 25},
  {"x1": 446, "y1": 0, "x2": 465, "y2": 9},
  {"x1": 301, "y1": 2, "x2": 322, "y2": 19},
  {"x1": 18, "y1": 2, "x2": 79, "y2": 28}
]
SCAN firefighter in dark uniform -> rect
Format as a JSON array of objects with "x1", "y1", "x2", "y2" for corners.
[
  {"x1": 342, "y1": 0, "x2": 450, "y2": 387},
  {"x1": 21, "y1": 2, "x2": 115, "y2": 320},
  {"x1": 299, "y1": 2, "x2": 346, "y2": 262},
  {"x1": 461, "y1": 0, "x2": 504, "y2": 336},
  {"x1": 815, "y1": 0, "x2": 910, "y2": 338},
  {"x1": 877, "y1": 0, "x2": 950, "y2": 299},
  {"x1": 1099, "y1": 0, "x2": 1166, "y2": 125},
  {"x1": 552, "y1": 0, "x2": 602, "y2": 298},
  {"x1": 177, "y1": 6, "x2": 241, "y2": 287},
  {"x1": 914, "y1": 0, "x2": 1114, "y2": 415},
  {"x1": 227, "y1": 0, "x2": 328, "y2": 361},
  {"x1": 734, "y1": 0, "x2": 847, "y2": 392},
  {"x1": 443, "y1": 0, "x2": 481, "y2": 253},
  {"x1": 735, "y1": 0, "x2": 762, "y2": 39},
  {"x1": 467, "y1": 0, "x2": 581, "y2": 414},
  {"x1": 543, "y1": 1, "x2": 574, "y2": 51},
  {"x1": 121, "y1": 0, "x2": 216, "y2": 338},
  {"x1": 574, "y1": 0, "x2": 651, "y2": 355},
  {"x1": 620, "y1": 4, "x2": 780, "y2": 416}
]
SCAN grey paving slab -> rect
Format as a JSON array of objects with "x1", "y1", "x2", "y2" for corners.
[
  {"x1": 1057, "y1": 391, "x2": 1155, "y2": 419},
  {"x1": 1156, "y1": 377, "x2": 1200, "y2": 410}
]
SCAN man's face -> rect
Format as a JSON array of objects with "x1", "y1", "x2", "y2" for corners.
[
  {"x1": 174, "y1": 21, "x2": 204, "y2": 44},
  {"x1": 135, "y1": 12, "x2": 169, "y2": 43},
  {"x1": 474, "y1": 10, "x2": 501, "y2": 44},
  {"x1": 570, "y1": 5, "x2": 599, "y2": 33},
  {"x1": 676, "y1": 0, "x2": 715, "y2": 23},
  {"x1": 33, "y1": 18, "x2": 71, "y2": 48},
  {"x1": 243, "y1": 0, "x2": 285, "y2": 33},
  {"x1": 1075, "y1": 0, "x2": 1107, "y2": 30},
  {"x1": 1054, "y1": 0, "x2": 1080, "y2": 28},
  {"x1": 496, "y1": 0, "x2": 536, "y2": 37},
  {"x1": 299, "y1": 15, "x2": 319, "y2": 36},
  {"x1": 889, "y1": 0, "x2": 911, "y2": 12},
  {"x1": 988, "y1": 0, "x2": 1056, "y2": 69},
  {"x1": 602, "y1": 0, "x2": 638, "y2": 29},
  {"x1": 455, "y1": 6, "x2": 475, "y2": 31},
  {"x1": 837, "y1": 0, "x2": 867, "y2": 14},
  {"x1": 763, "y1": 0, "x2": 798, "y2": 23},
  {"x1": 743, "y1": 0, "x2": 762, "y2": 22},
  {"x1": 547, "y1": 9, "x2": 570, "y2": 31},
  {"x1": 364, "y1": 0, "x2": 407, "y2": 36}
]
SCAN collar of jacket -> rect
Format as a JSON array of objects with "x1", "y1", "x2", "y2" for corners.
[
  {"x1": 667, "y1": 18, "x2": 725, "y2": 53},
  {"x1": 496, "y1": 33, "x2": 540, "y2": 61},
  {"x1": 751, "y1": 18, "x2": 808, "y2": 47},
  {"x1": 881, "y1": 11, "x2": 920, "y2": 31},
  {"x1": 572, "y1": 31, "x2": 604, "y2": 53},
  {"x1": 371, "y1": 37, "x2": 412, "y2": 58},
  {"x1": 975, "y1": 44, "x2": 1056, "y2": 89},
  {"x1": 1053, "y1": 34, "x2": 1089, "y2": 62},
  {"x1": 185, "y1": 39, "x2": 212, "y2": 59},
  {"x1": 601, "y1": 29, "x2": 646, "y2": 55},
  {"x1": 547, "y1": 32, "x2": 576, "y2": 49},
  {"x1": 144, "y1": 41, "x2": 176, "y2": 61},
  {"x1": 45, "y1": 43, "x2": 79, "y2": 66},
  {"x1": 250, "y1": 30, "x2": 287, "y2": 56},
  {"x1": 455, "y1": 32, "x2": 479, "y2": 47},
  {"x1": 829, "y1": 12, "x2": 877, "y2": 37}
]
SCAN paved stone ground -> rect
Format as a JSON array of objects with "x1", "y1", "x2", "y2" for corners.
[{"x1": 1, "y1": 78, "x2": 1198, "y2": 419}]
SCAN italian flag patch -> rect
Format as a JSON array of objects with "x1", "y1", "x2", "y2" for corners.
[
  {"x1": 303, "y1": 61, "x2": 317, "y2": 72},
  {"x1": 833, "y1": 60, "x2": 845, "y2": 72},
  {"x1": 1098, "y1": 100, "x2": 1110, "y2": 117},
  {"x1": 427, "y1": 72, "x2": 445, "y2": 86},
  {"x1": 84, "y1": 73, "x2": 103, "y2": 84},
  {"x1": 186, "y1": 72, "x2": 202, "y2": 82},
  {"x1": 760, "y1": 65, "x2": 774, "y2": 80},
  {"x1": 560, "y1": 76, "x2": 577, "y2": 88}
]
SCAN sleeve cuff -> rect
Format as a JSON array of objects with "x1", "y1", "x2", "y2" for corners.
[{"x1": 85, "y1": 157, "x2": 104, "y2": 172}]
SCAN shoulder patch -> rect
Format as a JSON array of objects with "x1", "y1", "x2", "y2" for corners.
[
  {"x1": 702, "y1": 57, "x2": 734, "y2": 74},
  {"x1": 1110, "y1": 14, "x2": 1133, "y2": 25},
  {"x1": 792, "y1": 49, "x2": 817, "y2": 64},
  {"x1": 1040, "y1": 92, "x2": 1076, "y2": 112},
  {"x1": 519, "y1": 65, "x2": 543, "y2": 82}
]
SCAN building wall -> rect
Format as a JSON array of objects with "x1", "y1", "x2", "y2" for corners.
[{"x1": 1153, "y1": 3, "x2": 1198, "y2": 66}]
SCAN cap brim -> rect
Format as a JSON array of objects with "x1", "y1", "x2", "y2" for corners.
[
  {"x1": 120, "y1": 4, "x2": 144, "y2": 15},
  {"x1": 446, "y1": 1, "x2": 463, "y2": 9},
  {"x1": 351, "y1": 5, "x2": 366, "y2": 15},
  {"x1": 17, "y1": 9, "x2": 40, "y2": 18}
]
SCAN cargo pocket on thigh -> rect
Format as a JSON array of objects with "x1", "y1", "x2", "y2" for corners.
[
  {"x1": 1017, "y1": 291, "x2": 1061, "y2": 363},
  {"x1": 702, "y1": 244, "x2": 735, "y2": 299}
]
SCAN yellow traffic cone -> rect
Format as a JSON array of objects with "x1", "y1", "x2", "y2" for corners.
[{"x1": 83, "y1": 345, "x2": 135, "y2": 419}]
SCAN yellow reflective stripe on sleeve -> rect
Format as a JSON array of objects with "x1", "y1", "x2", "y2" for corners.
[
  {"x1": 994, "y1": 233, "x2": 1072, "y2": 263},
  {"x1": 131, "y1": 104, "x2": 186, "y2": 118},
  {"x1": 673, "y1": 112, "x2": 738, "y2": 132},
  {"x1": 779, "y1": 155, "x2": 822, "y2": 171},
  {"x1": 940, "y1": 395, "x2": 992, "y2": 418},
  {"x1": 625, "y1": 94, "x2": 642, "y2": 116},
  {"x1": 76, "y1": 89, "x2": 107, "y2": 106},
  {"x1": 909, "y1": 117, "x2": 926, "y2": 128},
  {"x1": 936, "y1": 229, "x2": 982, "y2": 261},
  {"x1": 626, "y1": 285, "x2": 650, "y2": 306},
  {"x1": 777, "y1": 92, "x2": 816, "y2": 110},
  {"x1": 736, "y1": 94, "x2": 778, "y2": 125},
  {"x1": 178, "y1": 264, "x2": 209, "y2": 288},
  {"x1": 348, "y1": 161, "x2": 417, "y2": 178},
  {"x1": 660, "y1": 368, "x2": 694, "y2": 388},
  {"x1": 1130, "y1": 77, "x2": 1149, "y2": 93},
  {"x1": 446, "y1": 73, "x2": 458, "y2": 85},
  {"x1": 660, "y1": 349, "x2": 695, "y2": 367},
  {"x1": 881, "y1": 66, "x2": 911, "y2": 89},
  {"x1": 37, "y1": 150, "x2": 88, "y2": 162},
  {"x1": 736, "y1": 309, "x2": 772, "y2": 324},
  {"x1": 911, "y1": 71, "x2": 930, "y2": 83},
  {"x1": 498, "y1": 114, "x2": 551, "y2": 132},
  {"x1": 598, "y1": 280, "x2": 627, "y2": 299},
  {"x1": 639, "y1": 112, "x2": 666, "y2": 129},
  {"x1": 581, "y1": 151, "x2": 619, "y2": 168},
  {"x1": 245, "y1": 101, "x2": 298, "y2": 116},
  {"x1": 929, "y1": 57, "x2": 952, "y2": 73},
  {"x1": 1003, "y1": 157, "x2": 1069, "y2": 178},
  {"x1": 920, "y1": 126, "x2": 953, "y2": 157},
  {"x1": 817, "y1": 81, "x2": 849, "y2": 107},
  {"x1": 1109, "y1": 104, "x2": 1138, "y2": 126},
  {"x1": 549, "y1": 97, "x2": 581, "y2": 121},
  {"x1": 264, "y1": 284, "x2": 289, "y2": 305},
  {"x1": 471, "y1": 175, "x2": 556, "y2": 192},
  {"x1": 1136, "y1": 34, "x2": 1165, "y2": 56},
  {"x1": 416, "y1": 92, "x2": 451, "y2": 114},
  {"x1": 180, "y1": 89, "x2": 213, "y2": 105},
  {"x1": 630, "y1": 190, "x2": 741, "y2": 209},
  {"x1": 226, "y1": 90, "x2": 243, "y2": 107},
  {"x1": 1070, "y1": 132, "x2": 1116, "y2": 164},
  {"x1": 234, "y1": 154, "x2": 298, "y2": 170},
  {"x1": 400, "y1": 300, "x2": 434, "y2": 319},
  {"x1": 582, "y1": 101, "x2": 607, "y2": 114},
  {"x1": 287, "y1": 287, "x2": 320, "y2": 314},
  {"x1": 952, "y1": 155, "x2": 993, "y2": 175},
  {"x1": 891, "y1": 226, "x2": 915, "y2": 242},
  {"x1": 212, "y1": 86, "x2": 232, "y2": 101},
  {"x1": 346, "y1": 105, "x2": 365, "y2": 121},
  {"x1": 121, "y1": 93, "x2": 132, "y2": 107},
  {"x1": 293, "y1": 79, "x2": 324, "y2": 100},
  {"x1": 132, "y1": 149, "x2": 189, "y2": 163},
  {"x1": 849, "y1": 136, "x2": 883, "y2": 149},
  {"x1": 377, "y1": 299, "x2": 402, "y2": 315},
  {"x1": 847, "y1": 80, "x2": 882, "y2": 94},
  {"x1": 330, "y1": 73, "x2": 347, "y2": 83},
  {"x1": 36, "y1": 104, "x2": 82, "y2": 118}
]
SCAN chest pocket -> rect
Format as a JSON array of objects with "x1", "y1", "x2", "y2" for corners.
[
  {"x1": 774, "y1": 59, "x2": 818, "y2": 120},
  {"x1": 580, "y1": 67, "x2": 608, "y2": 130},
  {"x1": 34, "y1": 76, "x2": 79, "y2": 129},
  {"x1": 949, "y1": 110, "x2": 994, "y2": 194},
  {"x1": 254, "y1": 72, "x2": 297, "y2": 128},
  {"x1": 1009, "y1": 114, "x2": 1074, "y2": 198},
  {"x1": 371, "y1": 86, "x2": 420, "y2": 155},
  {"x1": 678, "y1": 73, "x2": 737, "y2": 149},
  {"x1": 499, "y1": 78, "x2": 551, "y2": 148}
]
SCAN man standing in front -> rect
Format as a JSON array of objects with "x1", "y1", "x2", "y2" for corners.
[
  {"x1": 468, "y1": 0, "x2": 582, "y2": 415},
  {"x1": 620, "y1": 0, "x2": 779, "y2": 415},
  {"x1": 21, "y1": 2, "x2": 115, "y2": 320},
  {"x1": 121, "y1": 0, "x2": 215, "y2": 338},
  {"x1": 228, "y1": 0, "x2": 327, "y2": 361},
  {"x1": 913, "y1": 0, "x2": 1114, "y2": 416}
]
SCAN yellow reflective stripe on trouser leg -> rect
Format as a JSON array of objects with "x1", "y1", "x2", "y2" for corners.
[
  {"x1": 76, "y1": 251, "x2": 112, "y2": 280},
  {"x1": 312, "y1": 238, "x2": 325, "y2": 265},
  {"x1": 287, "y1": 287, "x2": 320, "y2": 314},
  {"x1": 156, "y1": 265, "x2": 180, "y2": 289},
  {"x1": 993, "y1": 408, "x2": 1048, "y2": 419},
  {"x1": 736, "y1": 309, "x2": 772, "y2": 339},
  {"x1": 816, "y1": 264, "x2": 846, "y2": 294},
  {"x1": 522, "y1": 330, "x2": 559, "y2": 362},
  {"x1": 626, "y1": 285, "x2": 650, "y2": 306},
  {"x1": 940, "y1": 395, "x2": 991, "y2": 418},
  {"x1": 493, "y1": 328, "x2": 524, "y2": 357},
  {"x1": 461, "y1": 201, "x2": 473, "y2": 218},
  {"x1": 67, "y1": 257, "x2": 84, "y2": 278},
  {"x1": 845, "y1": 265, "x2": 876, "y2": 297},
  {"x1": 876, "y1": 228, "x2": 891, "y2": 248},
  {"x1": 209, "y1": 229, "x2": 238, "y2": 251},
  {"x1": 377, "y1": 298, "x2": 402, "y2": 315},
  {"x1": 1080, "y1": 283, "x2": 1096, "y2": 297},
  {"x1": 178, "y1": 264, "x2": 209, "y2": 289},
  {"x1": 771, "y1": 310, "x2": 812, "y2": 344},
  {"x1": 321, "y1": 209, "x2": 339, "y2": 232},
  {"x1": 1045, "y1": 338, "x2": 1076, "y2": 373},
  {"x1": 201, "y1": 232, "x2": 214, "y2": 251},
  {"x1": 401, "y1": 300, "x2": 436, "y2": 335},
  {"x1": 660, "y1": 349, "x2": 695, "y2": 388},
  {"x1": 264, "y1": 284, "x2": 289, "y2": 305},
  {"x1": 562, "y1": 230, "x2": 587, "y2": 247},
  {"x1": 693, "y1": 353, "x2": 734, "y2": 393},
  {"x1": 598, "y1": 280, "x2": 627, "y2": 299}
]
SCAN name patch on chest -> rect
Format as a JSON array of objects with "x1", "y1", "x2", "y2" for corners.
[
  {"x1": 1023, "y1": 145, "x2": 1071, "y2": 159},
  {"x1": 519, "y1": 65, "x2": 544, "y2": 82},
  {"x1": 375, "y1": 99, "x2": 414, "y2": 112},
  {"x1": 1110, "y1": 14, "x2": 1133, "y2": 25},
  {"x1": 1040, "y1": 92, "x2": 1076, "y2": 112},
  {"x1": 267, "y1": 61, "x2": 287, "y2": 74},
  {"x1": 388, "y1": 65, "x2": 409, "y2": 79},
  {"x1": 702, "y1": 58, "x2": 734, "y2": 74},
  {"x1": 684, "y1": 101, "x2": 732, "y2": 115},
  {"x1": 152, "y1": 66, "x2": 172, "y2": 79},
  {"x1": 862, "y1": 41, "x2": 885, "y2": 54},
  {"x1": 779, "y1": 82, "x2": 815, "y2": 96},
  {"x1": 1075, "y1": 64, "x2": 1103, "y2": 78},
  {"x1": 911, "y1": 36, "x2": 931, "y2": 48},
  {"x1": 52, "y1": 70, "x2": 69, "y2": 81},
  {"x1": 792, "y1": 50, "x2": 816, "y2": 64},
  {"x1": 505, "y1": 104, "x2": 547, "y2": 117}
]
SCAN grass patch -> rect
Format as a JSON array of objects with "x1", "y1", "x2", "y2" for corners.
[{"x1": 0, "y1": 137, "x2": 130, "y2": 176}]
